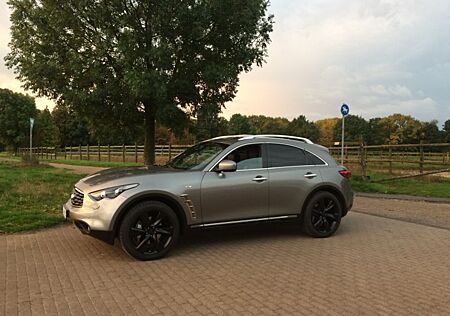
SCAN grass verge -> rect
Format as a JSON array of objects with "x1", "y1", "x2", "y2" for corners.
[
  {"x1": 0, "y1": 161, "x2": 85, "y2": 233},
  {"x1": 351, "y1": 173, "x2": 450, "y2": 198}
]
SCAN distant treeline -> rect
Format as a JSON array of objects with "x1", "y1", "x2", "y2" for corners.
[{"x1": 1, "y1": 88, "x2": 449, "y2": 151}]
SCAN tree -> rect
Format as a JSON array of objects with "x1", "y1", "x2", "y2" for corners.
[
  {"x1": 315, "y1": 118, "x2": 338, "y2": 146},
  {"x1": 51, "y1": 104, "x2": 91, "y2": 147},
  {"x1": 377, "y1": 114, "x2": 422, "y2": 144},
  {"x1": 261, "y1": 117, "x2": 290, "y2": 134},
  {"x1": 0, "y1": 88, "x2": 37, "y2": 152},
  {"x1": 443, "y1": 119, "x2": 450, "y2": 142},
  {"x1": 287, "y1": 115, "x2": 320, "y2": 142},
  {"x1": 228, "y1": 114, "x2": 255, "y2": 134},
  {"x1": 333, "y1": 115, "x2": 370, "y2": 144},
  {"x1": 419, "y1": 120, "x2": 442, "y2": 143},
  {"x1": 35, "y1": 108, "x2": 59, "y2": 147},
  {"x1": 194, "y1": 103, "x2": 228, "y2": 140},
  {"x1": 6, "y1": 0, "x2": 274, "y2": 165}
]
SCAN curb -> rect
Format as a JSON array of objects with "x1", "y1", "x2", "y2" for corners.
[{"x1": 355, "y1": 192, "x2": 450, "y2": 204}]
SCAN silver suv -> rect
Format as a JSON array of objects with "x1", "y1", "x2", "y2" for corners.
[{"x1": 63, "y1": 135, "x2": 353, "y2": 260}]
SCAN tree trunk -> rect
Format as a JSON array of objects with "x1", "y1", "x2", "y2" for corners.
[{"x1": 144, "y1": 102, "x2": 156, "y2": 166}]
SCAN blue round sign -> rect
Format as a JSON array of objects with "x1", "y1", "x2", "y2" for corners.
[{"x1": 340, "y1": 104, "x2": 350, "y2": 116}]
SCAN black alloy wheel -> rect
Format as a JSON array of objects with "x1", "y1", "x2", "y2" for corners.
[
  {"x1": 302, "y1": 191, "x2": 342, "y2": 238},
  {"x1": 119, "y1": 201, "x2": 180, "y2": 260}
]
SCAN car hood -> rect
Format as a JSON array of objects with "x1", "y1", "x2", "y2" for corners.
[{"x1": 80, "y1": 166, "x2": 183, "y2": 187}]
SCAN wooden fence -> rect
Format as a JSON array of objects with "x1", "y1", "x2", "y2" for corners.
[
  {"x1": 18, "y1": 144, "x2": 190, "y2": 163},
  {"x1": 329, "y1": 142, "x2": 450, "y2": 176},
  {"x1": 18, "y1": 142, "x2": 450, "y2": 175}
]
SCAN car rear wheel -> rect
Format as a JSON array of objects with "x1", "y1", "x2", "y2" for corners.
[
  {"x1": 302, "y1": 191, "x2": 342, "y2": 238},
  {"x1": 119, "y1": 201, "x2": 180, "y2": 260}
]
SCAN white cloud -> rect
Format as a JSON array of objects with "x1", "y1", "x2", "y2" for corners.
[
  {"x1": 0, "y1": 1, "x2": 449, "y2": 124},
  {"x1": 225, "y1": 0, "x2": 450, "y2": 127}
]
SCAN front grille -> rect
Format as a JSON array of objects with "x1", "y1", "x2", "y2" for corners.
[{"x1": 71, "y1": 187, "x2": 84, "y2": 208}]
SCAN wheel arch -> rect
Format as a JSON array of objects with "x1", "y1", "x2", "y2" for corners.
[
  {"x1": 301, "y1": 185, "x2": 348, "y2": 218},
  {"x1": 111, "y1": 192, "x2": 189, "y2": 237}
]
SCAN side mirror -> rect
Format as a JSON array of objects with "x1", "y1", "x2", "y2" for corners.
[{"x1": 216, "y1": 160, "x2": 237, "y2": 172}]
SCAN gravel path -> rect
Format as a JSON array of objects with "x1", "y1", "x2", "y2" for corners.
[
  {"x1": 45, "y1": 162, "x2": 106, "y2": 175},
  {"x1": 353, "y1": 196, "x2": 450, "y2": 230}
]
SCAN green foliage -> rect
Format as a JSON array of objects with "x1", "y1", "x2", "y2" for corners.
[
  {"x1": 334, "y1": 115, "x2": 370, "y2": 144},
  {"x1": 419, "y1": 120, "x2": 442, "y2": 144},
  {"x1": 228, "y1": 114, "x2": 255, "y2": 134},
  {"x1": 195, "y1": 103, "x2": 229, "y2": 140},
  {"x1": 35, "y1": 108, "x2": 59, "y2": 147},
  {"x1": 6, "y1": 0, "x2": 274, "y2": 165},
  {"x1": 288, "y1": 115, "x2": 320, "y2": 142},
  {"x1": 51, "y1": 104, "x2": 91, "y2": 146},
  {"x1": 443, "y1": 119, "x2": 450, "y2": 142},
  {"x1": 0, "y1": 88, "x2": 37, "y2": 151}
]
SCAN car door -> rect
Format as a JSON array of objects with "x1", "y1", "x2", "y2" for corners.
[
  {"x1": 200, "y1": 144, "x2": 269, "y2": 223},
  {"x1": 267, "y1": 143, "x2": 325, "y2": 216}
]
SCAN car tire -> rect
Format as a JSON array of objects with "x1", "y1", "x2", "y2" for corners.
[
  {"x1": 119, "y1": 201, "x2": 180, "y2": 260},
  {"x1": 302, "y1": 191, "x2": 342, "y2": 238}
]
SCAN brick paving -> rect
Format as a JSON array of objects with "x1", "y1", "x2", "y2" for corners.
[{"x1": 1, "y1": 212, "x2": 450, "y2": 315}]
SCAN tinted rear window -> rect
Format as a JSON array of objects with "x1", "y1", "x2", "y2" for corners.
[
  {"x1": 267, "y1": 144, "x2": 309, "y2": 167},
  {"x1": 305, "y1": 150, "x2": 326, "y2": 165}
]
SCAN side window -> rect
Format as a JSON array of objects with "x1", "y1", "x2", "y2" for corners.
[
  {"x1": 304, "y1": 150, "x2": 326, "y2": 165},
  {"x1": 267, "y1": 144, "x2": 309, "y2": 167},
  {"x1": 225, "y1": 144, "x2": 263, "y2": 170}
]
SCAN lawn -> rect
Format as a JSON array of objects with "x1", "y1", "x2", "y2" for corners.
[
  {"x1": 0, "y1": 161, "x2": 85, "y2": 233},
  {"x1": 351, "y1": 173, "x2": 450, "y2": 198}
]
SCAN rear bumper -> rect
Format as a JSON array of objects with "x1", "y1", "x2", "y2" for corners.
[{"x1": 343, "y1": 190, "x2": 354, "y2": 216}]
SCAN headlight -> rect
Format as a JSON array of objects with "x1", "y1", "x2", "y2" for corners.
[{"x1": 88, "y1": 184, "x2": 139, "y2": 201}]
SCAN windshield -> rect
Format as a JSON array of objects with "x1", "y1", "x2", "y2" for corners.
[{"x1": 168, "y1": 142, "x2": 228, "y2": 170}]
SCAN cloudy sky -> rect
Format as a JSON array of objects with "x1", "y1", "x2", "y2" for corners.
[{"x1": 1, "y1": 0, "x2": 449, "y2": 126}]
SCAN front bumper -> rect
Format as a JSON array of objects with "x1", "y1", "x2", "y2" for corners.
[{"x1": 63, "y1": 194, "x2": 127, "y2": 244}]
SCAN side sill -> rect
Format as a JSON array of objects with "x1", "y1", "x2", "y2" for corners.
[{"x1": 190, "y1": 214, "x2": 298, "y2": 228}]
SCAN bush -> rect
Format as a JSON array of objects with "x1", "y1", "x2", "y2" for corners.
[{"x1": 21, "y1": 153, "x2": 40, "y2": 166}]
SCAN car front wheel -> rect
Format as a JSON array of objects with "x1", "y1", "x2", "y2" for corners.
[
  {"x1": 302, "y1": 191, "x2": 342, "y2": 238},
  {"x1": 119, "y1": 201, "x2": 180, "y2": 260}
]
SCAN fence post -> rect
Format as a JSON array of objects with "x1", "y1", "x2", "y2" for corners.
[
  {"x1": 122, "y1": 144, "x2": 126, "y2": 163},
  {"x1": 108, "y1": 145, "x2": 111, "y2": 162},
  {"x1": 359, "y1": 138, "x2": 367, "y2": 181},
  {"x1": 46, "y1": 147, "x2": 49, "y2": 160},
  {"x1": 64, "y1": 147, "x2": 67, "y2": 160},
  {"x1": 135, "y1": 143, "x2": 138, "y2": 163},
  {"x1": 419, "y1": 141, "x2": 424, "y2": 174},
  {"x1": 79, "y1": 144, "x2": 82, "y2": 160},
  {"x1": 54, "y1": 146, "x2": 57, "y2": 159},
  {"x1": 70, "y1": 146, "x2": 72, "y2": 159},
  {"x1": 388, "y1": 147, "x2": 392, "y2": 175},
  {"x1": 98, "y1": 143, "x2": 101, "y2": 161},
  {"x1": 87, "y1": 144, "x2": 90, "y2": 161}
]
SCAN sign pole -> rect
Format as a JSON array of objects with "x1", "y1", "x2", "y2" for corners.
[
  {"x1": 341, "y1": 115, "x2": 345, "y2": 165},
  {"x1": 339, "y1": 104, "x2": 349, "y2": 165},
  {"x1": 29, "y1": 118, "x2": 34, "y2": 158}
]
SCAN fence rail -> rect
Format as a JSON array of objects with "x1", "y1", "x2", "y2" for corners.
[
  {"x1": 329, "y1": 142, "x2": 450, "y2": 176},
  {"x1": 18, "y1": 142, "x2": 450, "y2": 174},
  {"x1": 18, "y1": 144, "x2": 191, "y2": 163}
]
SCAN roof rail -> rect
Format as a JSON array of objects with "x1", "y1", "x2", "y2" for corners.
[
  {"x1": 239, "y1": 134, "x2": 314, "y2": 144},
  {"x1": 209, "y1": 134, "x2": 253, "y2": 141}
]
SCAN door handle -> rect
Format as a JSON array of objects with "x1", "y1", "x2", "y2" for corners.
[
  {"x1": 304, "y1": 172, "x2": 317, "y2": 179},
  {"x1": 252, "y1": 175, "x2": 267, "y2": 182}
]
